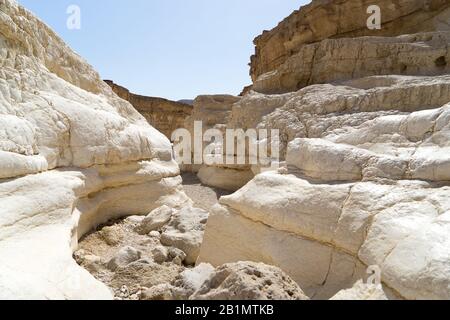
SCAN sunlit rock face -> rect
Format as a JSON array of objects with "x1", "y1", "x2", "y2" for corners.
[
  {"x1": 250, "y1": 0, "x2": 450, "y2": 88},
  {"x1": 0, "y1": 0, "x2": 190, "y2": 299},
  {"x1": 2, "y1": 0, "x2": 450, "y2": 301},
  {"x1": 199, "y1": 0, "x2": 450, "y2": 300},
  {"x1": 253, "y1": 32, "x2": 450, "y2": 94}
]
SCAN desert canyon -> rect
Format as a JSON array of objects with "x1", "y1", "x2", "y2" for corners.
[{"x1": 0, "y1": 0, "x2": 450, "y2": 300}]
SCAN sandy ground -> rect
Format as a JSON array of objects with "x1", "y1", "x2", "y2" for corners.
[
  {"x1": 181, "y1": 172, "x2": 231, "y2": 210},
  {"x1": 75, "y1": 172, "x2": 231, "y2": 299}
]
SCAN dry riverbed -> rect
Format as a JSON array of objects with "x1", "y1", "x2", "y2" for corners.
[{"x1": 74, "y1": 173, "x2": 230, "y2": 300}]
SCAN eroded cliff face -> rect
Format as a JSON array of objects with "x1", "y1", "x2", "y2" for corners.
[
  {"x1": 105, "y1": 81, "x2": 192, "y2": 140},
  {"x1": 3, "y1": 0, "x2": 450, "y2": 301},
  {"x1": 198, "y1": 0, "x2": 450, "y2": 300},
  {"x1": 182, "y1": 95, "x2": 257, "y2": 191},
  {"x1": 250, "y1": 0, "x2": 450, "y2": 93},
  {"x1": 0, "y1": 0, "x2": 192, "y2": 299}
]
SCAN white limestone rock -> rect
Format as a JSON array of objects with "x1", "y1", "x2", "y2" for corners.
[
  {"x1": 135, "y1": 205, "x2": 174, "y2": 235},
  {"x1": 107, "y1": 246, "x2": 142, "y2": 271},
  {"x1": 0, "y1": 0, "x2": 191, "y2": 299},
  {"x1": 197, "y1": 166, "x2": 254, "y2": 191},
  {"x1": 151, "y1": 246, "x2": 169, "y2": 264},
  {"x1": 199, "y1": 170, "x2": 450, "y2": 299},
  {"x1": 190, "y1": 261, "x2": 309, "y2": 300},
  {"x1": 331, "y1": 281, "x2": 388, "y2": 300},
  {"x1": 160, "y1": 206, "x2": 209, "y2": 265},
  {"x1": 171, "y1": 263, "x2": 216, "y2": 299}
]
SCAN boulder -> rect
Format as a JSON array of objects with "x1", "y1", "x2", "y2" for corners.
[
  {"x1": 331, "y1": 281, "x2": 388, "y2": 300},
  {"x1": 172, "y1": 263, "x2": 216, "y2": 299},
  {"x1": 151, "y1": 246, "x2": 169, "y2": 264},
  {"x1": 107, "y1": 246, "x2": 142, "y2": 271},
  {"x1": 190, "y1": 262, "x2": 309, "y2": 300},
  {"x1": 160, "y1": 207, "x2": 209, "y2": 265},
  {"x1": 197, "y1": 166, "x2": 254, "y2": 192},
  {"x1": 0, "y1": 0, "x2": 191, "y2": 299},
  {"x1": 135, "y1": 205, "x2": 174, "y2": 235}
]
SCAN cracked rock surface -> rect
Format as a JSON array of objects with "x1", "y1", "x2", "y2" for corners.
[
  {"x1": 2, "y1": 0, "x2": 450, "y2": 301},
  {"x1": 141, "y1": 262, "x2": 309, "y2": 301},
  {"x1": 0, "y1": 0, "x2": 190, "y2": 299},
  {"x1": 198, "y1": 0, "x2": 450, "y2": 301}
]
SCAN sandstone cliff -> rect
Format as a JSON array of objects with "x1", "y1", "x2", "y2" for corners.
[
  {"x1": 250, "y1": 0, "x2": 450, "y2": 93},
  {"x1": 105, "y1": 81, "x2": 192, "y2": 140}
]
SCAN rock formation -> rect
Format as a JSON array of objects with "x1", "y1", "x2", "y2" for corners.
[
  {"x1": 3, "y1": 0, "x2": 450, "y2": 301},
  {"x1": 182, "y1": 95, "x2": 257, "y2": 191},
  {"x1": 0, "y1": 0, "x2": 190, "y2": 299},
  {"x1": 250, "y1": 0, "x2": 450, "y2": 85},
  {"x1": 198, "y1": 0, "x2": 450, "y2": 300},
  {"x1": 74, "y1": 205, "x2": 208, "y2": 299},
  {"x1": 253, "y1": 33, "x2": 450, "y2": 94},
  {"x1": 330, "y1": 280, "x2": 388, "y2": 300},
  {"x1": 141, "y1": 261, "x2": 309, "y2": 300},
  {"x1": 105, "y1": 80, "x2": 192, "y2": 140}
]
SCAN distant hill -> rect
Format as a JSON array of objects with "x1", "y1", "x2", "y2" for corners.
[{"x1": 177, "y1": 99, "x2": 194, "y2": 106}]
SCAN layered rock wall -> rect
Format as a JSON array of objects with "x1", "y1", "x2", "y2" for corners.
[
  {"x1": 250, "y1": 0, "x2": 450, "y2": 93},
  {"x1": 0, "y1": 0, "x2": 190, "y2": 299},
  {"x1": 182, "y1": 95, "x2": 256, "y2": 190},
  {"x1": 199, "y1": 0, "x2": 450, "y2": 300},
  {"x1": 105, "y1": 81, "x2": 192, "y2": 140}
]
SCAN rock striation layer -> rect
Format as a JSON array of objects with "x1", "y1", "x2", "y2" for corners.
[
  {"x1": 254, "y1": 32, "x2": 450, "y2": 94},
  {"x1": 250, "y1": 0, "x2": 450, "y2": 85},
  {"x1": 199, "y1": 0, "x2": 450, "y2": 300},
  {"x1": 0, "y1": 0, "x2": 190, "y2": 299},
  {"x1": 105, "y1": 81, "x2": 192, "y2": 140},
  {"x1": 182, "y1": 95, "x2": 256, "y2": 191}
]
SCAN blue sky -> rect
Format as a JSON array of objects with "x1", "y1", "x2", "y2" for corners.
[{"x1": 18, "y1": 0, "x2": 307, "y2": 100}]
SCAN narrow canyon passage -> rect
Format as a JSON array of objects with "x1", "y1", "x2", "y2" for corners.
[{"x1": 181, "y1": 173, "x2": 232, "y2": 211}]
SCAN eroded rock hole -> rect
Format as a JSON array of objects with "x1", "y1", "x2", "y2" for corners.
[{"x1": 435, "y1": 56, "x2": 447, "y2": 68}]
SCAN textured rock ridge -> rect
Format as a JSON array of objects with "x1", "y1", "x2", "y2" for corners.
[
  {"x1": 250, "y1": 0, "x2": 450, "y2": 84},
  {"x1": 105, "y1": 80, "x2": 193, "y2": 140},
  {"x1": 0, "y1": 0, "x2": 190, "y2": 299},
  {"x1": 199, "y1": 0, "x2": 450, "y2": 300},
  {"x1": 254, "y1": 32, "x2": 450, "y2": 93},
  {"x1": 141, "y1": 261, "x2": 309, "y2": 300}
]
